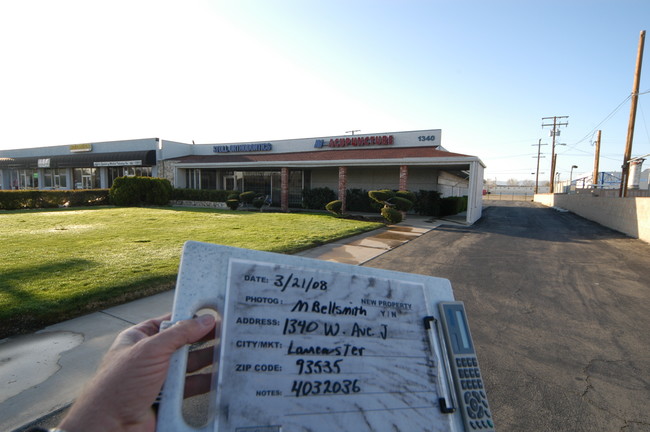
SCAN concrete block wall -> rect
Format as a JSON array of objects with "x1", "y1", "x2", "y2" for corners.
[{"x1": 534, "y1": 193, "x2": 650, "y2": 243}]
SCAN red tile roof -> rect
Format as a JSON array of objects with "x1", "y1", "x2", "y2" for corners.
[{"x1": 169, "y1": 146, "x2": 474, "y2": 163}]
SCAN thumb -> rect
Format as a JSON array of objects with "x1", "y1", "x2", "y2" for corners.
[{"x1": 149, "y1": 315, "x2": 217, "y2": 357}]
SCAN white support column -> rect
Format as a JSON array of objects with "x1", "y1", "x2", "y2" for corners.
[{"x1": 466, "y1": 160, "x2": 484, "y2": 224}]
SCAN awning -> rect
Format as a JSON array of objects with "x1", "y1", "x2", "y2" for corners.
[{"x1": 0, "y1": 150, "x2": 157, "y2": 169}]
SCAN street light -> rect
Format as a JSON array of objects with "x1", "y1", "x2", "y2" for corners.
[{"x1": 570, "y1": 165, "x2": 578, "y2": 183}]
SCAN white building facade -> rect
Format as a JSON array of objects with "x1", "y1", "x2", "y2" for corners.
[{"x1": 0, "y1": 129, "x2": 486, "y2": 223}]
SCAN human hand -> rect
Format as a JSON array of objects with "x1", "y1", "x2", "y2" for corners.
[{"x1": 58, "y1": 314, "x2": 218, "y2": 432}]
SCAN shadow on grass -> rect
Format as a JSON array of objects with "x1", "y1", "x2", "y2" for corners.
[
  {"x1": 0, "y1": 258, "x2": 95, "y2": 304},
  {"x1": 0, "y1": 258, "x2": 176, "y2": 338},
  {"x1": 0, "y1": 205, "x2": 116, "y2": 215}
]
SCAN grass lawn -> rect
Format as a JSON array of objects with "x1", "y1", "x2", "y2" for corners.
[{"x1": 0, "y1": 206, "x2": 383, "y2": 337}]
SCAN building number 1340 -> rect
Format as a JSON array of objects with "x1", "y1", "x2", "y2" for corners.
[{"x1": 418, "y1": 135, "x2": 436, "y2": 142}]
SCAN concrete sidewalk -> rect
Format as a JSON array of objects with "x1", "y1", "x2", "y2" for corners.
[{"x1": 1, "y1": 214, "x2": 455, "y2": 432}]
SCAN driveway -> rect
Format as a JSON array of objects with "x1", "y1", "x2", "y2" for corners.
[{"x1": 366, "y1": 201, "x2": 650, "y2": 431}]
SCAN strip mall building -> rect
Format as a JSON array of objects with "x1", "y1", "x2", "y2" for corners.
[{"x1": 0, "y1": 129, "x2": 486, "y2": 223}]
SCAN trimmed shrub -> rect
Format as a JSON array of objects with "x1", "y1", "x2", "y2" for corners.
[
  {"x1": 227, "y1": 193, "x2": 239, "y2": 200},
  {"x1": 226, "y1": 199, "x2": 239, "y2": 210},
  {"x1": 368, "y1": 189, "x2": 395, "y2": 204},
  {"x1": 109, "y1": 177, "x2": 172, "y2": 206},
  {"x1": 381, "y1": 207, "x2": 403, "y2": 224},
  {"x1": 239, "y1": 191, "x2": 256, "y2": 205},
  {"x1": 390, "y1": 196, "x2": 414, "y2": 212},
  {"x1": 302, "y1": 187, "x2": 337, "y2": 210},
  {"x1": 368, "y1": 189, "x2": 415, "y2": 224},
  {"x1": 0, "y1": 190, "x2": 109, "y2": 210},
  {"x1": 395, "y1": 190, "x2": 416, "y2": 204},
  {"x1": 325, "y1": 200, "x2": 343, "y2": 216},
  {"x1": 252, "y1": 196, "x2": 266, "y2": 210}
]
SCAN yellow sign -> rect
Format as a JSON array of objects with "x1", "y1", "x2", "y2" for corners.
[{"x1": 70, "y1": 143, "x2": 92, "y2": 153}]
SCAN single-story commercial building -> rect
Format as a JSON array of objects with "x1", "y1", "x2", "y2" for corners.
[{"x1": 0, "y1": 129, "x2": 486, "y2": 223}]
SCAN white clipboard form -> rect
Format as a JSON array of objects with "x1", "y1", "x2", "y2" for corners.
[{"x1": 157, "y1": 241, "x2": 493, "y2": 432}]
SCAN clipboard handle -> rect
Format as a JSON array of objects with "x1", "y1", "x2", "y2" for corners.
[
  {"x1": 423, "y1": 316, "x2": 457, "y2": 415},
  {"x1": 157, "y1": 318, "x2": 218, "y2": 432}
]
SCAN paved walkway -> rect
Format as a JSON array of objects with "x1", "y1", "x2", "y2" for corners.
[{"x1": 1, "y1": 214, "x2": 460, "y2": 432}]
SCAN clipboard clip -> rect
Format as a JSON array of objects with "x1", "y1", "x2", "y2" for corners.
[{"x1": 423, "y1": 316, "x2": 457, "y2": 414}]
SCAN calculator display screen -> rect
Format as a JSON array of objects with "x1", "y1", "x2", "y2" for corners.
[{"x1": 442, "y1": 304, "x2": 475, "y2": 355}]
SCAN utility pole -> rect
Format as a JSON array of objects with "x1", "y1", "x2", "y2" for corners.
[
  {"x1": 532, "y1": 139, "x2": 547, "y2": 194},
  {"x1": 542, "y1": 116, "x2": 569, "y2": 193},
  {"x1": 552, "y1": 154, "x2": 558, "y2": 192},
  {"x1": 592, "y1": 130, "x2": 602, "y2": 188},
  {"x1": 620, "y1": 30, "x2": 646, "y2": 197},
  {"x1": 345, "y1": 130, "x2": 360, "y2": 135}
]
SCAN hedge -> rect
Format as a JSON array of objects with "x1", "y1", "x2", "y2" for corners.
[
  {"x1": 414, "y1": 190, "x2": 442, "y2": 217},
  {"x1": 0, "y1": 190, "x2": 109, "y2": 210},
  {"x1": 302, "y1": 187, "x2": 337, "y2": 211},
  {"x1": 345, "y1": 188, "x2": 380, "y2": 213},
  {"x1": 109, "y1": 176, "x2": 172, "y2": 206},
  {"x1": 439, "y1": 196, "x2": 468, "y2": 216}
]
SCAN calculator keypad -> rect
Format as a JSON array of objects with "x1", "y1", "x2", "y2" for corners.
[{"x1": 455, "y1": 356, "x2": 494, "y2": 430}]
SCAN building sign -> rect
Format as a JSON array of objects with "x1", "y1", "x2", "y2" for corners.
[
  {"x1": 38, "y1": 158, "x2": 51, "y2": 168},
  {"x1": 94, "y1": 160, "x2": 142, "y2": 167},
  {"x1": 314, "y1": 135, "x2": 394, "y2": 149},
  {"x1": 213, "y1": 143, "x2": 273, "y2": 153},
  {"x1": 70, "y1": 143, "x2": 93, "y2": 153}
]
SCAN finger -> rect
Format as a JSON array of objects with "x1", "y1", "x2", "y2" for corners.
[
  {"x1": 112, "y1": 314, "x2": 173, "y2": 348},
  {"x1": 186, "y1": 346, "x2": 215, "y2": 373},
  {"x1": 148, "y1": 315, "x2": 216, "y2": 357},
  {"x1": 195, "y1": 325, "x2": 217, "y2": 344},
  {"x1": 183, "y1": 373, "x2": 213, "y2": 399}
]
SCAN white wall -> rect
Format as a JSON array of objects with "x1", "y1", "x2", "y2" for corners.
[
  {"x1": 534, "y1": 194, "x2": 650, "y2": 243},
  {"x1": 407, "y1": 166, "x2": 439, "y2": 191},
  {"x1": 310, "y1": 167, "x2": 338, "y2": 189},
  {"x1": 189, "y1": 129, "x2": 443, "y2": 155},
  {"x1": 437, "y1": 171, "x2": 469, "y2": 198},
  {"x1": 467, "y1": 161, "x2": 484, "y2": 224},
  {"x1": 159, "y1": 140, "x2": 192, "y2": 160}
]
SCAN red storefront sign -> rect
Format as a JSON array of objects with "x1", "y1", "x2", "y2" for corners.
[{"x1": 327, "y1": 135, "x2": 394, "y2": 148}]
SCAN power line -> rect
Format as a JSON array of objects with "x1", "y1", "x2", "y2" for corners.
[{"x1": 572, "y1": 95, "x2": 631, "y2": 146}]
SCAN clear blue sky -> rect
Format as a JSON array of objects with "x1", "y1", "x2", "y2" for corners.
[{"x1": 1, "y1": 0, "x2": 649, "y2": 182}]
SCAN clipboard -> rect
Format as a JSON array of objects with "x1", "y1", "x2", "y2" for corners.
[{"x1": 157, "y1": 241, "x2": 493, "y2": 432}]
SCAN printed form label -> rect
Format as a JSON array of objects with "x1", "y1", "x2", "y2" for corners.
[{"x1": 214, "y1": 259, "x2": 448, "y2": 432}]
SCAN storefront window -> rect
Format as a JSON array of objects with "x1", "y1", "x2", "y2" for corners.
[
  {"x1": 289, "y1": 170, "x2": 304, "y2": 207},
  {"x1": 73, "y1": 168, "x2": 100, "y2": 189},
  {"x1": 14, "y1": 169, "x2": 39, "y2": 189},
  {"x1": 184, "y1": 169, "x2": 306, "y2": 207},
  {"x1": 243, "y1": 171, "x2": 274, "y2": 197},
  {"x1": 43, "y1": 169, "x2": 68, "y2": 189},
  {"x1": 200, "y1": 169, "x2": 217, "y2": 189},
  {"x1": 186, "y1": 169, "x2": 201, "y2": 189}
]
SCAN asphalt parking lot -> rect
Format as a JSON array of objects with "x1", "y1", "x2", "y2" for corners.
[{"x1": 367, "y1": 200, "x2": 650, "y2": 431}]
